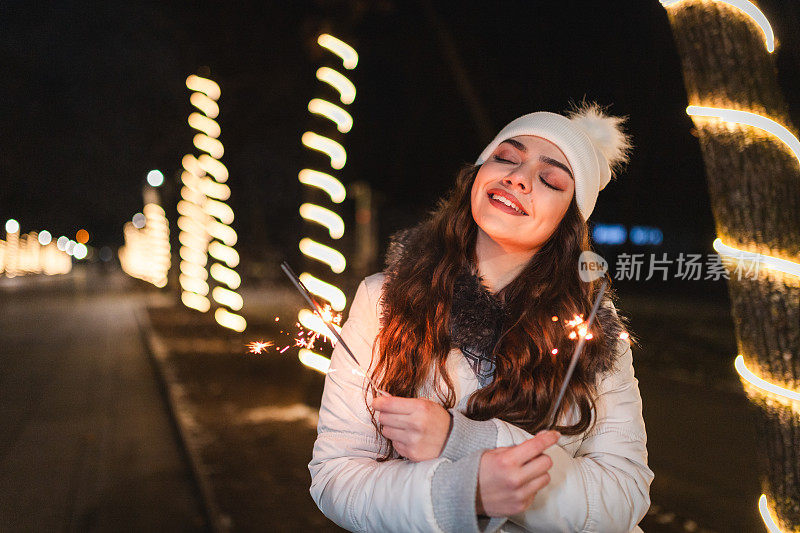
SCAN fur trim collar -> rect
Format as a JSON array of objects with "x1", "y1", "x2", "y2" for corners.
[{"x1": 383, "y1": 224, "x2": 627, "y2": 383}]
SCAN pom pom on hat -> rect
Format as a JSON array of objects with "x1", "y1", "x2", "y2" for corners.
[
  {"x1": 565, "y1": 100, "x2": 632, "y2": 191},
  {"x1": 475, "y1": 100, "x2": 632, "y2": 221}
]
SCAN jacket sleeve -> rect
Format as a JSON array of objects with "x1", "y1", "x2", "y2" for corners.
[
  {"x1": 440, "y1": 339, "x2": 653, "y2": 533},
  {"x1": 308, "y1": 276, "x2": 508, "y2": 533}
]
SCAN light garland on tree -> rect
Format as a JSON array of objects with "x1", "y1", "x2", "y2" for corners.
[
  {"x1": 686, "y1": 106, "x2": 800, "y2": 165},
  {"x1": 662, "y1": 2, "x2": 796, "y2": 530},
  {"x1": 180, "y1": 74, "x2": 246, "y2": 332},
  {"x1": 296, "y1": 32, "x2": 358, "y2": 373},
  {"x1": 660, "y1": 0, "x2": 775, "y2": 52}
]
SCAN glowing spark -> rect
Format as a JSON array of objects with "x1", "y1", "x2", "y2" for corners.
[
  {"x1": 247, "y1": 341, "x2": 273, "y2": 354},
  {"x1": 279, "y1": 345, "x2": 290, "y2": 354},
  {"x1": 585, "y1": 333, "x2": 594, "y2": 340},
  {"x1": 568, "y1": 331, "x2": 577, "y2": 340},
  {"x1": 551, "y1": 348, "x2": 559, "y2": 355},
  {"x1": 620, "y1": 331, "x2": 629, "y2": 340},
  {"x1": 275, "y1": 317, "x2": 280, "y2": 321},
  {"x1": 551, "y1": 315, "x2": 559, "y2": 321}
]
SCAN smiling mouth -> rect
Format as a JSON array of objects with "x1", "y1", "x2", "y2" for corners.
[{"x1": 487, "y1": 192, "x2": 528, "y2": 216}]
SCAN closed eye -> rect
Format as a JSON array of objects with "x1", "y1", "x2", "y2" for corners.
[
  {"x1": 540, "y1": 176, "x2": 561, "y2": 191},
  {"x1": 493, "y1": 155, "x2": 562, "y2": 191}
]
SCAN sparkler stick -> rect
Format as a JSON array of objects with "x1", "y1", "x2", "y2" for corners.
[
  {"x1": 280, "y1": 261, "x2": 390, "y2": 397},
  {"x1": 545, "y1": 279, "x2": 609, "y2": 430}
]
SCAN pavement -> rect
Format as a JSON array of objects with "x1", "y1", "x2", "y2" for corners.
[
  {"x1": 0, "y1": 267, "x2": 206, "y2": 531},
  {"x1": 0, "y1": 267, "x2": 769, "y2": 532}
]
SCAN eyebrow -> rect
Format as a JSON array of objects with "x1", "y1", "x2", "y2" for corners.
[{"x1": 499, "y1": 139, "x2": 574, "y2": 181}]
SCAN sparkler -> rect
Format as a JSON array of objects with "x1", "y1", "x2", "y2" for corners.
[
  {"x1": 247, "y1": 341, "x2": 273, "y2": 354},
  {"x1": 545, "y1": 279, "x2": 609, "y2": 430},
  {"x1": 280, "y1": 261, "x2": 390, "y2": 397}
]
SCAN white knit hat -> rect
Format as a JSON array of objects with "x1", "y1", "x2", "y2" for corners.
[{"x1": 475, "y1": 102, "x2": 632, "y2": 221}]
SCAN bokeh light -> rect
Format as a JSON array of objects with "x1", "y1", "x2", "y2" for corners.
[
  {"x1": 147, "y1": 169, "x2": 165, "y2": 187},
  {"x1": 73, "y1": 243, "x2": 88, "y2": 260},
  {"x1": 132, "y1": 212, "x2": 146, "y2": 229},
  {"x1": 76, "y1": 229, "x2": 90, "y2": 244},
  {"x1": 38, "y1": 230, "x2": 52, "y2": 245},
  {"x1": 5, "y1": 219, "x2": 20, "y2": 233}
]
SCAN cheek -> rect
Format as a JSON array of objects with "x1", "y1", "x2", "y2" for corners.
[{"x1": 470, "y1": 175, "x2": 487, "y2": 215}]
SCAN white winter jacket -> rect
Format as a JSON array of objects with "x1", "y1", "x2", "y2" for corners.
[{"x1": 309, "y1": 272, "x2": 654, "y2": 532}]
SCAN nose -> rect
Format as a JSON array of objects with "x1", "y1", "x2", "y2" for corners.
[{"x1": 501, "y1": 168, "x2": 531, "y2": 192}]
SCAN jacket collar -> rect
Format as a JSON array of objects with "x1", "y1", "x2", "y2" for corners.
[{"x1": 383, "y1": 224, "x2": 627, "y2": 379}]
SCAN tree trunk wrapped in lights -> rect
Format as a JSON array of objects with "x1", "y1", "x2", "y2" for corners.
[{"x1": 661, "y1": 1, "x2": 799, "y2": 530}]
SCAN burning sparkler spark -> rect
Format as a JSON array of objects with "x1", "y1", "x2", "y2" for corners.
[{"x1": 247, "y1": 340, "x2": 274, "y2": 354}]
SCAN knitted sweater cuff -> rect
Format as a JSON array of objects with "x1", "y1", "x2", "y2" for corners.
[
  {"x1": 431, "y1": 449, "x2": 507, "y2": 533},
  {"x1": 440, "y1": 408, "x2": 498, "y2": 461}
]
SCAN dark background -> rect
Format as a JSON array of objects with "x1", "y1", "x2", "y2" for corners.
[{"x1": 2, "y1": 0, "x2": 799, "y2": 290}]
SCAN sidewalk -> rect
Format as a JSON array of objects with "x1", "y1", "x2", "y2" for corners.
[{"x1": 137, "y1": 285, "x2": 343, "y2": 532}]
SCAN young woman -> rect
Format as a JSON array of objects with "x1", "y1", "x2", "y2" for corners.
[{"x1": 309, "y1": 102, "x2": 654, "y2": 533}]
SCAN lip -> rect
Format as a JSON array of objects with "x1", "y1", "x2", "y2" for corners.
[{"x1": 486, "y1": 188, "x2": 529, "y2": 216}]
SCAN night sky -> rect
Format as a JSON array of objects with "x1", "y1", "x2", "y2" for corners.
[{"x1": 3, "y1": 0, "x2": 799, "y2": 267}]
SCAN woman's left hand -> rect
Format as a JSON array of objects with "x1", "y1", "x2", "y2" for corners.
[{"x1": 372, "y1": 395, "x2": 453, "y2": 462}]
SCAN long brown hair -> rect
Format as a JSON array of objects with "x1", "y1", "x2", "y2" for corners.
[{"x1": 367, "y1": 162, "x2": 638, "y2": 461}]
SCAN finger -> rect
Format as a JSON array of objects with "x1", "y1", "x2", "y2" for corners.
[
  {"x1": 372, "y1": 396, "x2": 418, "y2": 415},
  {"x1": 378, "y1": 411, "x2": 410, "y2": 429},
  {"x1": 506, "y1": 430, "x2": 560, "y2": 465},
  {"x1": 517, "y1": 453, "x2": 554, "y2": 484},
  {"x1": 519, "y1": 472, "x2": 551, "y2": 502},
  {"x1": 379, "y1": 425, "x2": 404, "y2": 441}
]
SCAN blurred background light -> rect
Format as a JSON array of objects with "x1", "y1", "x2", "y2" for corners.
[
  {"x1": 592, "y1": 223, "x2": 628, "y2": 245},
  {"x1": 132, "y1": 212, "x2": 146, "y2": 229},
  {"x1": 147, "y1": 169, "x2": 165, "y2": 187},
  {"x1": 38, "y1": 230, "x2": 52, "y2": 245},
  {"x1": 630, "y1": 226, "x2": 664, "y2": 246}
]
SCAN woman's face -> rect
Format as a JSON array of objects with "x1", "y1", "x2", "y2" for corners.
[{"x1": 470, "y1": 135, "x2": 575, "y2": 254}]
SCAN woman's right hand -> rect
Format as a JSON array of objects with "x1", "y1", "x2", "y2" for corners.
[{"x1": 476, "y1": 430, "x2": 560, "y2": 517}]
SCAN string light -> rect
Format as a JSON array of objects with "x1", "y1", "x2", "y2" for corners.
[
  {"x1": 299, "y1": 238, "x2": 347, "y2": 273},
  {"x1": 299, "y1": 203, "x2": 345, "y2": 239},
  {"x1": 298, "y1": 169, "x2": 346, "y2": 203},
  {"x1": 189, "y1": 92, "x2": 219, "y2": 118},
  {"x1": 317, "y1": 34, "x2": 358, "y2": 69},
  {"x1": 713, "y1": 238, "x2": 800, "y2": 279},
  {"x1": 208, "y1": 241, "x2": 240, "y2": 268},
  {"x1": 298, "y1": 272, "x2": 347, "y2": 311},
  {"x1": 297, "y1": 33, "x2": 357, "y2": 370},
  {"x1": 758, "y1": 494, "x2": 785, "y2": 532},
  {"x1": 188, "y1": 112, "x2": 221, "y2": 138},
  {"x1": 119, "y1": 201, "x2": 170, "y2": 287},
  {"x1": 308, "y1": 98, "x2": 353, "y2": 133},
  {"x1": 660, "y1": 0, "x2": 775, "y2": 52},
  {"x1": 181, "y1": 73, "x2": 246, "y2": 330},
  {"x1": 301, "y1": 131, "x2": 347, "y2": 170},
  {"x1": 299, "y1": 348, "x2": 332, "y2": 374},
  {"x1": 734, "y1": 355, "x2": 800, "y2": 405},
  {"x1": 687, "y1": 105, "x2": 800, "y2": 165},
  {"x1": 298, "y1": 308, "x2": 343, "y2": 340},
  {"x1": 661, "y1": 3, "x2": 795, "y2": 523},
  {"x1": 185, "y1": 74, "x2": 221, "y2": 99},
  {"x1": 1, "y1": 223, "x2": 71, "y2": 277},
  {"x1": 316, "y1": 67, "x2": 356, "y2": 105}
]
